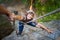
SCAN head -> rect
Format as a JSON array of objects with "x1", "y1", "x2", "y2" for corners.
[{"x1": 27, "y1": 12, "x2": 34, "y2": 20}]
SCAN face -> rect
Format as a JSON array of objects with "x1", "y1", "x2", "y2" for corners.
[{"x1": 27, "y1": 14, "x2": 34, "y2": 19}]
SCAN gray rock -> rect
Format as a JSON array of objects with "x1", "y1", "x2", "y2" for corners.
[{"x1": 2, "y1": 20, "x2": 60, "y2": 40}]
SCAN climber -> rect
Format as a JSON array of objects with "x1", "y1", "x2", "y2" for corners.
[{"x1": 16, "y1": 5, "x2": 53, "y2": 36}]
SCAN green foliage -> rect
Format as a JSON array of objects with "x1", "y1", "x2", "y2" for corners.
[
  {"x1": 35, "y1": 0, "x2": 60, "y2": 22},
  {"x1": 21, "y1": 0, "x2": 27, "y2": 4}
]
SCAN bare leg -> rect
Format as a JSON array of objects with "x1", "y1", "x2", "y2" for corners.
[{"x1": 36, "y1": 23, "x2": 52, "y2": 33}]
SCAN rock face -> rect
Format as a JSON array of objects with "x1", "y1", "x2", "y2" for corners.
[
  {"x1": 2, "y1": 20, "x2": 60, "y2": 40},
  {"x1": 1, "y1": 5, "x2": 60, "y2": 40},
  {"x1": 0, "y1": 14, "x2": 14, "y2": 40}
]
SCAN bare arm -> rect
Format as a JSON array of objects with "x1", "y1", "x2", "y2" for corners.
[
  {"x1": 14, "y1": 15, "x2": 23, "y2": 20},
  {"x1": 0, "y1": 5, "x2": 12, "y2": 17},
  {"x1": 36, "y1": 23, "x2": 52, "y2": 33}
]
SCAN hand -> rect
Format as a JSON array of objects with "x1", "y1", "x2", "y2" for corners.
[
  {"x1": 47, "y1": 30, "x2": 53, "y2": 33},
  {"x1": 9, "y1": 13, "x2": 15, "y2": 21}
]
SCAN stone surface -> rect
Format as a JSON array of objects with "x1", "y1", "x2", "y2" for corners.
[{"x1": 2, "y1": 20, "x2": 60, "y2": 40}]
